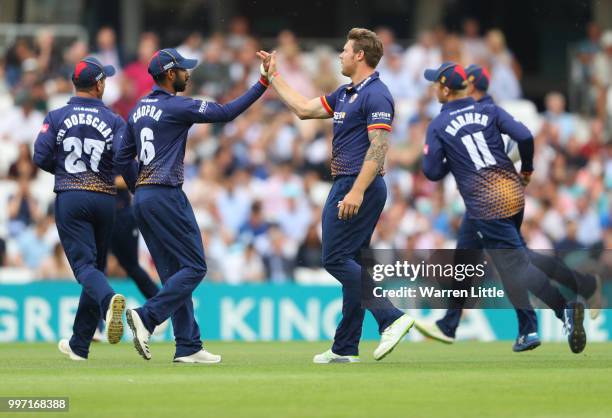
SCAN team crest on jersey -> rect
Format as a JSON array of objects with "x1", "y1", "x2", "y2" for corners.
[
  {"x1": 424, "y1": 144, "x2": 429, "y2": 155},
  {"x1": 40, "y1": 123, "x2": 49, "y2": 133},
  {"x1": 349, "y1": 94, "x2": 358, "y2": 103}
]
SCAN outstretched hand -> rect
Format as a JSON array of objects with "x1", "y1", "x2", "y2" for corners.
[{"x1": 256, "y1": 50, "x2": 277, "y2": 77}]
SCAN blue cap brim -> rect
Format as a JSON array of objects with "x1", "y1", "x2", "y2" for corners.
[
  {"x1": 178, "y1": 58, "x2": 198, "y2": 70},
  {"x1": 424, "y1": 69, "x2": 438, "y2": 82},
  {"x1": 103, "y1": 65, "x2": 116, "y2": 77}
]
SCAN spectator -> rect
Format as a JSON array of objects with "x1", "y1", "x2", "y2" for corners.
[
  {"x1": 34, "y1": 28, "x2": 63, "y2": 78},
  {"x1": 375, "y1": 26, "x2": 401, "y2": 72},
  {"x1": 189, "y1": 34, "x2": 232, "y2": 98},
  {"x1": 223, "y1": 242, "x2": 266, "y2": 284},
  {"x1": 485, "y1": 29, "x2": 522, "y2": 101},
  {"x1": 38, "y1": 242, "x2": 72, "y2": 279},
  {"x1": 122, "y1": 32, "x2": 159, "y2": 108},
  {"x1": 379, "y1": 45, "x2": 414, "y2": 100},
  {"x1": 263, "y1": 225, "x2": 294, "y2": 283},
  {"x1": 92, "y1": 26, "x2": 123, "y2": 105},
  {"x1": 570, "y1": 22, "x2": 602, "y2": 114},
  {"x1": 238, "y1": 201, "x2": 269, "y2": 244},
  {"x1": 176, "y1": 31, "x2": 204, "y2": 61},
  {"x1": 555, "y1": 220, "x2": 582, "y2": 251},
  {"x1": 8, "y1": 175, "x2": 41, "y2": 236},
  {"x1": 15, "y1": 215, "x2": 54, "y2": 269},
  {"x1": 461, "y1": 18, "x2": 487, "y2": 64},
  {"x1": 403, "y1": 30, "x2": 442, "y2": 99},
  {"x1": 592, "y1": 30, "x2": 612, "y2": 121},
  {"x1": 0, "y1": 89, "x2": 45, "y2": 145},
  {"x1": 227, "y1": 16, "x2": 250, "y2": 50},
  {"x1": 575, "y1": 195, "x2": 603, "y2": 247},
  {"x1": 8, "y1": 143, "x2": 38, "y2": 180},
  {"x1": 296, "y1": 223, "x2": 323, "y2": 269},
  {"x1": 3, "y1": 38, "x2": 35, "y2": 88},
  {"x1": 543, "y1": 92, "x2": 575, "y2": 145}
]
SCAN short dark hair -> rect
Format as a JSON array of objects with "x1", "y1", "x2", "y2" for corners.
[
  {"x1": 347, "y1": 28, "x2": 384, "y2": 68},
  {"x1": 73, "y1": 77, "x2": 103, "y2": 92},
  {"x1": 152, "y1": 71, "x2": 168, "y2": 84}
]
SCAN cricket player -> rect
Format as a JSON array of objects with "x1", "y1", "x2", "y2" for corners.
[
  {"x1": 114, "y1": 48, "x2": 270, "y2": 363},
  {"x1": 421, "y1": 62, "x2": 594, "y2": 353},
  {"x1": 416, "y1": 64, "x2": 540, "y2": 352},
  {"x1": 33, "y1": 57, "x2": 137, "y2": 360},
  {"x1": 258, "y1": 28, "x2": 414, "y2": 363}
]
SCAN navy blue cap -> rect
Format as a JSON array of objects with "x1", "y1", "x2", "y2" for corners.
[
  {"x1": 424, "y1": 62, "x2": 468, "y2": 90},
  {"x1": 147, "y1": 48, "x2": 198, "y2": 76},
  {"x1": 72, "y1": 56, "x2": 116, "y2": 88},
  {"x1": 465, "y1": 64, "x2": 490, "y2": 92}
]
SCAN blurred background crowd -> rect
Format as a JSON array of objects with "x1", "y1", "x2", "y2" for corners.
[{"x1": 0, "y1": 16, "x2": 611, "y2": 284}]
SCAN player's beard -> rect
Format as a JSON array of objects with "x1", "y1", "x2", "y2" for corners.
[{"x1": 173, "y1": 76, "x2": 187, "y2": 92}]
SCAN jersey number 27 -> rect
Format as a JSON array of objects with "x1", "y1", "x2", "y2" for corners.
[{"x1": 64, "y1": 137, "x2": 105, "y2": 173}]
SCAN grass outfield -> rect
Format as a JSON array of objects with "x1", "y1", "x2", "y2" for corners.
[{"x1": 0, "y1": 341, "x2": 611, "y2": 418}]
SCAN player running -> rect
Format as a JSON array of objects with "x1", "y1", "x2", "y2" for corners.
[
  {"x1": 258, "y1": 28, "x2": 414, "y2": 363},
  {"x1": 114, "y1": 48, "x2": 270, "y2": 363},
  {"x1": 421, "y1": 62, "x2": 597, "y2": 353},
  {"x1": 33, "y1": 57, "x2": 137, "y2": 360},
  {"x1": 415, "y1": 64, "x2": 540, "y2": 352}
]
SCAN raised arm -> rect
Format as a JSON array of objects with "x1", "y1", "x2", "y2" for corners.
[{"x1": 258, "y1": 51, "x2": 332, "y2": 120}]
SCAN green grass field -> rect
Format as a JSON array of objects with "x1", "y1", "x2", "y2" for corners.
[{"x1": 0, "y1": 341, "x2": 611, "y2": 418}]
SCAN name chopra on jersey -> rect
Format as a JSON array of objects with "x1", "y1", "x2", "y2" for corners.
[
  {"x1": 444, "y1": 112, "x2": 489, "y2": 136},
  {"x1": 132, "y1": 104, "x2": 163, "y2": 123},
  {"x1": 61, "y1": 113, "x2": 113, "y2": 138}
]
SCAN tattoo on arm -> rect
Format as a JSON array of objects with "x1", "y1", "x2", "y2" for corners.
[{"x1": 365, "y1": 129, "x2": 390, "y2": 172}]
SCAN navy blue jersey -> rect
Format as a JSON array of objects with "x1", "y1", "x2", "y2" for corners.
[
  {"x1": 115, "y1": 80, "x2": 267, "y2": 188},
  {"x1": 321, "y1": 72, "x2": 394, "y2": 177},
  {"x1": 33, "y1": 96, "x2": 132, "y2": 195},
  {"x1": 423, "y1": 96, "x2": 534, "y2": 220}
]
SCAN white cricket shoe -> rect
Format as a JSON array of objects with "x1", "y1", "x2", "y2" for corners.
[
  {"x1": 105, "y1": 294, "x2": 126, "y2": 344},
  {"x1": 153, "y1": 319, "x2": 170, "y2": 336},
  {"x1": 174, "y1": 349, "x2": 222, "y2": 364},
  {"x1": 313, "y1": 349, "x2": 360, "y2": 364},
  {"x1": 414, "y1": 320, "x2": 455, "y2": 344},
  {"x1": 373, "y1": 313, "x2": 415, "y2": 361},
  {"x1": 126, "y1": 309, "x2": 151, "y2": 360},
  {"x1": 58, "y1": 339, "x2": 86, "y2": 361},
  {"x1": 588, "y1": 274, "x2": 602, "y2": 320},
  {"x1": 92, "y1": 327, "x2": 104, "y2": 343}
]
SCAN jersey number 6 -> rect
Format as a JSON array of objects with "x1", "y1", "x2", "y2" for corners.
[{"x1": 140, "y1": 127, "x2": 155, "y2": 165}]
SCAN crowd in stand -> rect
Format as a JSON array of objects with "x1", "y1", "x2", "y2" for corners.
[{"x1": 0, "y1": 17, "x2": 610, "y2": 284}]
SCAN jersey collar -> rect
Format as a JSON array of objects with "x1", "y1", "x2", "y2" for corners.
[
  {"x1": 477, "y1": 94, "x2": 494, "y2": 105},
  {"x1": 441, "y1": 96, "x2": 476, "y2": 112},
  {"x1": 151, "y1": 85, "x2": 173, "y2": 96},
  {"x1": 67, "y1": 96, "x2": 105, "y2": 106},
  {"x1": 345, "y1": 71, "x2": 379, "y2": 94}
]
